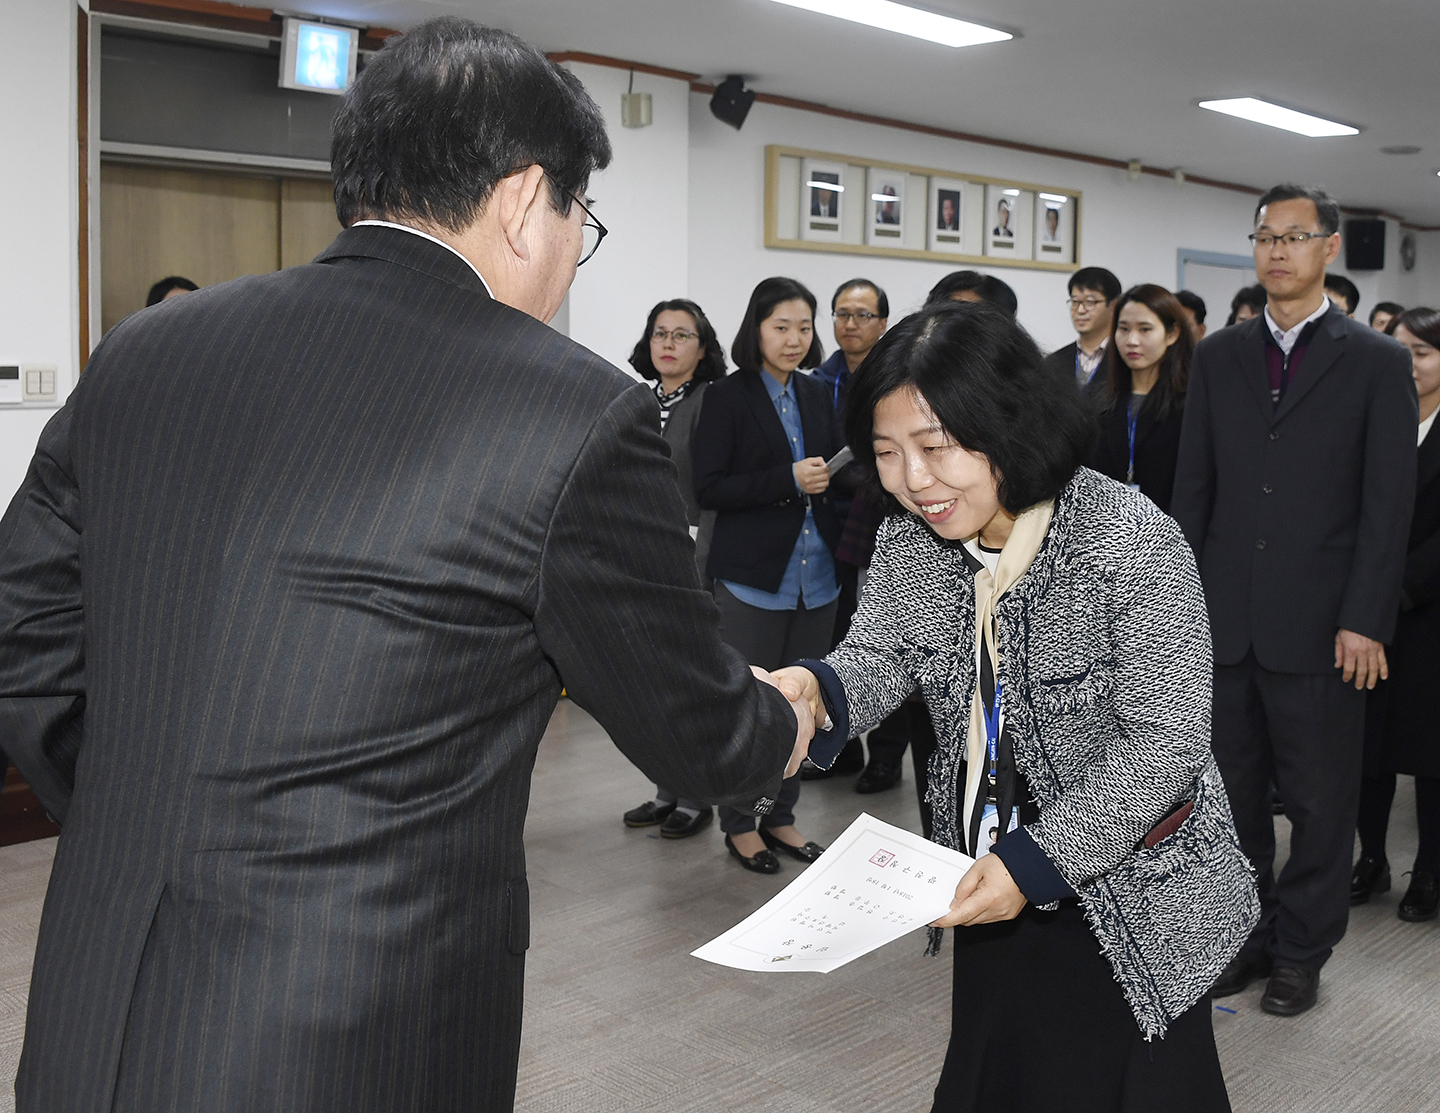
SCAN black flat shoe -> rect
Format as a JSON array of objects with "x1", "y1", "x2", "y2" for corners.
[
  {"x1": 725, "y1": 834, "x2": 780, "y2": 874},
  {"x1": 623, "y1": 800, "x2": 676, "y2": 828},
  {"x1": 1398, "y1": 870, "x2": 1439, "y2": 922},
  {"x1": 1351, "y1": 856, "x2": 1391, "y2": 905},
  {"x1": 659, "y1": 807, "x2": 713, "y2": 839},
  {"x1": 759, "y1": 827, "x2": 825, "y2": 863},
  {"x1": 854, "y1": 760, "x2": 902, "y2": 795},
  {"x1": 1212, "y1": 952, "x2": 1272, "y2": 998},
  {"x1": 1261, "y1": 966, "x2": 1319, "y2": 1016}
]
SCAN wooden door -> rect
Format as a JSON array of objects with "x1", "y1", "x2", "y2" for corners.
[{"x1": 99, "y1": 164, "x2": 343, "y2": 335}]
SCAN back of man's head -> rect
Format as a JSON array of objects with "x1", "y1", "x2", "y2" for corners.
[
  {"x1": 1067, "y1": 267, "x2": 1121, "y2": 303},
  {"x1": 1323, "y1": 273, "x2": 1361, "y2": 316},
  {"x1": 1175, "y1": 290, "x2": 1207, "y2": 324},
  {"x1": 331, "y1": 19, "x2": 612, "y2": 232},
  {"x1": 926, "y1": 271, "x2": 1017, "y2": 318}
]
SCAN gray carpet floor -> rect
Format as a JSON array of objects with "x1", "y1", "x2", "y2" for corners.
[{"x1": 3, "y1": 700, "x2": 1436, "y2": 1111}]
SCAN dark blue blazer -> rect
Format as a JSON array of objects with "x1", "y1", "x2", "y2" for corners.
[
  {"x1": 692, "y1": 368, "x2": 845, "y2": 593},
  {"x1": 1172, "y1": 306, "x2": 1417, "y2": 672}
]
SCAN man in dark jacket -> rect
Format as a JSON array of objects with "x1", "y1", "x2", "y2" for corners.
[
  {"x1": 1172, "y1": 183, "x2": 1416, "y2": 1018},
  {"x1": 0, "y1": 20, "x2": 809, "y2": 1113}
]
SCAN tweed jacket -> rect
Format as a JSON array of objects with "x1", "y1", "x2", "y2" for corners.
[{"x1": 824, "y1": 467, "x2": 1258, "y2": 1038}]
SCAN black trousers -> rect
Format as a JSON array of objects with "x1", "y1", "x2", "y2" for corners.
[
  {"x1": 713, "y1": 583, "x2": 837, "y2": 836},
  {"x1": 1357, "y1": 773, "x2": 1440, "y2": 875},
  {"x1": 1211, "y1": 651, "x2": 1365, "y2": 970}
]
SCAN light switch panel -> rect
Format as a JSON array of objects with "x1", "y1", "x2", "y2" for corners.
[
  {"x1": 0, "y1": 366, "x2": 20, "y2": 405},
  {"x1": 22, "y1": 364, "x2": 57, "y2": 402}
]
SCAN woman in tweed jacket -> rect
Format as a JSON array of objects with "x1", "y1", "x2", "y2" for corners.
[{"x1": 778, "y1": 302, "x2": 1258, "y2": 1113}]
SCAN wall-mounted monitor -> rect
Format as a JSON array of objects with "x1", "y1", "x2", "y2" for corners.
[{"x1": 279, "y1": 19, "x2": 358, "y2": 96}]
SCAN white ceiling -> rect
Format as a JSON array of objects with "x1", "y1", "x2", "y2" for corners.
[{"x1": 302, "y1": 0, "x2": 1440, "y2": 225}]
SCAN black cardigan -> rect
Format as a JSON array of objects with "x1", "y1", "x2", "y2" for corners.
[
  {"x1": 1085, "y1": 379, "x2": 1185, "y2": 514},
  {"x1": 692, "y1": 368, "x2": 845, "y2": 593}
]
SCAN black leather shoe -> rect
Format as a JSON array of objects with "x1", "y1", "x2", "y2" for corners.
[
  {"x1": 855, "y1": 760, "x2": 902, "y2": 795},
  {"x1": 659, "y1": 807, "x2": 713, "y2": 839},
  {"x1": 1398, "y1": 870, "x2": 1440, "y2": 922},
  {"x1": 1261, "y1": 966, "x2": 1319, "y2": 1016},
  {"x1": 1212, "y1": 952, "x2": 1272, "y2": 998},
  {"x1": 799, "y1": 758, "x2": 835, "y2": 781},
  {"x1": 760, "y1": 827, "x2": 825, "y2": 862},
  {"x1": 1350, "y1": 856, "x2": 1391, "y2": 905},
  {"x1": 623, "y1": 800, "x2": 676, "y2": 828},
  {"x1": 725, "y1": 834, "x2": 780, "y2": 874}
]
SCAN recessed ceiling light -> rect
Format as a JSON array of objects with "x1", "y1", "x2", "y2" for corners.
[
  {"x1": 1198, "y1": 97, "x2": 1359, "y2": 137},
  {"x1": 1001, "y1": 188, "x2": 1020, "y2": 196},
  {"x1": 768, "y1": 0, "x2": 1012, "y2": 48},
  {"x1": 1038, "y1": 192, "x2": 1069, "y2": 203}
]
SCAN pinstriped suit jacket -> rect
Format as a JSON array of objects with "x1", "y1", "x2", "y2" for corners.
[{"x1": 0, "y1": 226, "x2": 794, "y2": 1112}]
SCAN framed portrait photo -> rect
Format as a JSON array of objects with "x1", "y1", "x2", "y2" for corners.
[
  {"x1": 927, "y1": 178, "x2": 965, "y2": 253},
  {"x1": 1033, "y1": 192, "x2": 1076, "y2": 263},
  {"x1": 984, "y1": 184, "x2": 1021, "y2": 256},
  {"x1": 801, "y1": 158, "x2": 846, "y2": 242},
  {"x1": 865, "y1": 167, "x2": 905, "y2": 245}
]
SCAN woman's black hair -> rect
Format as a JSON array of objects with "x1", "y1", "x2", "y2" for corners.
[
  {"x1": 331, "y1": 17, "x2": 611, "y2": 231},
  {"x1": 1225, "y1": 284, "x2": 1267, "y2": 326},
  {"x1": 628, "y1": 299, "x2": 726, "y2": 383},
  {"x1": 1388, "y1": 306, "x2": 1440, "y2": 349},
  {"x1": 845, "y1": 301, "x2": 1095, "y2": 516},
  {"x1": 730, "y1": 277, "x2": 825, "y2": 374},
  {"x1": 924, "y1": 270, "x2": 1018, "y2": 318},
  {"x1": 145, "y1": 276, "x2": 198, "y2": 307},
  {"x1": 1101, "y1": 284, "x2": 1194, "y2": 421}
]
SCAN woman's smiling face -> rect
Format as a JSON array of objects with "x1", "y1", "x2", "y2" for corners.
[{"x1": 872, "y1": 387, "x2": 1001, "y2": 541}]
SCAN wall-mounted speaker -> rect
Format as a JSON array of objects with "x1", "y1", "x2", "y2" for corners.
[{"x1": 1344, "y1": 218, "x2": 1385, "y2": 271}]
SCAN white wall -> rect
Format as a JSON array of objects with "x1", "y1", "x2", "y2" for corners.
[
  {"x1": 0, "y1": 2, "x2": 79, "y2": 503},
  {"x1": 685, "y1": 94, "x2": 1261, "y2": 355},
  {"x1": 563, "y1": 63, "x2": 690, "y2": 376}
]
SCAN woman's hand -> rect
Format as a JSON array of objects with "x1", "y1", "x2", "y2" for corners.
[
  {"x1": 931, "y1": 854, "x2": 1027, "y2": 927},
  {"x1": 793, "y1": 457, "x2": 830, "y2": 495},
  {"x1": 770, "y1": 665, "x2": 824, "y2": 726}
]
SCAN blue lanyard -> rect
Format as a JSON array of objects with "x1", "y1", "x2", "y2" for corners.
[
  {"x1": 1126, "y1": 406, "x2": 1139, "y2": 486},
  {"x1": 832, "y1": 369, "x2": 846, "y2": 412},
  {"x1": 984, "y1": 672, "x2": 1003, "y2": 785}
]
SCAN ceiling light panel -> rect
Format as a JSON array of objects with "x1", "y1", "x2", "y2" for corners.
[
  {"x1": 1197, "y1": 97, "x2": 1359, "y2": 138},
  {"x1": 768, "y1": 0, "x2": 1012, "y2": 48}
]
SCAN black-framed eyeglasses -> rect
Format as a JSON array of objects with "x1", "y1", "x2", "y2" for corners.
[
  {"x1": 833, "y1": 310, "x2": 881, "y2": 323},
  {"x1": 1248, "y1": 231, "x2": 1329, "y2": 249},
  {"x1": 1066, "y1": 297, "x2": 1107, "y2": 310}
]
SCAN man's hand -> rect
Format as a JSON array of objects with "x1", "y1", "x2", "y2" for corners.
[
  {"x1": 931, "y1": 854, "x2": 1027, "y2": 928},
  {"x1": 1335, "y1": 629, "x2": 1388, "y2": 690},
  {"x1": 793, "y1": 457, "x2": 830, "y2": 495},
  {"x1": 751, "y1": 665, "x2": 814, "y2": 777}
]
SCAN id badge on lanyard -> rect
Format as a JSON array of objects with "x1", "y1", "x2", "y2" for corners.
[
  {"x1": 978, "y1": 674, "x2": 1018, "y2": 858},
  {"x1": 1125, "y1": 408, "x2": 1141, "y2": 493}
]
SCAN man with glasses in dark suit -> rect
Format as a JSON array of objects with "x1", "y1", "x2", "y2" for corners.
[
  {"x1": 0, "y1": 19, "x2": 811, "y2": 1113},
  {"x1": 1173, "y1": 183, "x2": 1415, "y2": 1018}
]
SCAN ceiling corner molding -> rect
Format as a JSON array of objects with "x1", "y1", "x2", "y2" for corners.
[
  {"x1": 547, "y1": 51, "x2": 700, "y2": 84},
  {"x1": 91, "y1": 0, "x2": 398, "y2": 50}
]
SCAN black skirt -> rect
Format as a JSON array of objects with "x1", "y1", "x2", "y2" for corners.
[{"x1": 931, "y1": 901, "x2": 1230, "y2": 1113}]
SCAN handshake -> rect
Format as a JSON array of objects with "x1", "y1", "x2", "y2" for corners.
[{"x1": 751, "y1": 665, "x2": 826, "y2": 779}]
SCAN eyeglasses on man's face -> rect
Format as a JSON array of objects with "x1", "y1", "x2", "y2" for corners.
[
  {"x1": 1066, "y1": 297, "x2": 1108, "y2": 311},
  {"x1": 833, "y1": 310, "x2": 881, "y2": 323},
  {"x1": 1249, "y1": 231, "x2": 1329, "y2": 249},
  {"x1": 651, "y1": 328, "x2": 699, "y2": 344},
  {"x1": 544, "y1": 172, "x2": 607, "y2": 265}
]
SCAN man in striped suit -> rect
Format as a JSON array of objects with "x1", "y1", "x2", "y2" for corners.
[{"x1": 0, "y1": 19, "x2": 808, "y2": 1112}]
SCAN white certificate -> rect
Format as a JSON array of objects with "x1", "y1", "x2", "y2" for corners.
[{"x1": 691, "y1": 813, "x2": 975, "y2": 973}]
